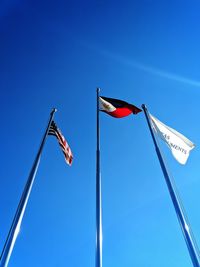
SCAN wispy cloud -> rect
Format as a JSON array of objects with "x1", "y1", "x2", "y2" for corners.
[{"x1": 84, "y1": 43, "x2": 200, "y2": 88}]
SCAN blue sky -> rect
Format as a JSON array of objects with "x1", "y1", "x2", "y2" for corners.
[{"x1": 0, "y1": 0, "x2": 200, "y2": 266}]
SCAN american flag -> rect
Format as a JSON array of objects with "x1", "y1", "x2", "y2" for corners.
[{"x1": 48, "y1": 121, "x2": 73, "y2": 165}]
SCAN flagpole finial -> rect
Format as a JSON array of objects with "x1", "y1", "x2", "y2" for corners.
[
  {"x1": 97, "y1": 87, "x2": 100, "y2": 93},
  {"x1": 141, "y1": 104, "x2": 146, "y2": 109},
  {"x1": 51, "y1": 108, "x2": 57, "y2": 115}
]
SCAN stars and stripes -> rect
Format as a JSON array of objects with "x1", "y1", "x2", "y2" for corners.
[{"x1": 48, "y1": 121, "x2": 73, "y2": 165}]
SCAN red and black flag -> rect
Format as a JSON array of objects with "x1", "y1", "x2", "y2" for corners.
[
  {"x1": 99, "y1": 96, "x2": 142, "y2": 118},
  {"x1": 48, "y1": 121, "x2": 73, "y2": 165}
]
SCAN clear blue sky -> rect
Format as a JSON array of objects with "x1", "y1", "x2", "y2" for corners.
[{"x1": 0, "y1": 1, "x2": 200, "y2": 266}]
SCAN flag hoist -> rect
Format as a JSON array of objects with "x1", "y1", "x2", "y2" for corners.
[
  {"x1": 0, "y1": 109, "x2": 73, "y2": 267},
  {"x1": 142, "y1": 104, "x2": 200, "y2": 267}
]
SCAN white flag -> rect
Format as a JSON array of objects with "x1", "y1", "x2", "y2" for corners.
[{"x1": 150, "y1": 114, "x2": 195, "y2": 164}]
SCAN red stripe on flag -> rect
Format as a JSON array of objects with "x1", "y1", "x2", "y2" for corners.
[{"x1": 106, "y1": 106, "x2": 135, "y2": 118}]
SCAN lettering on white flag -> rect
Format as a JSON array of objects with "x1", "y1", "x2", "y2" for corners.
[{"x1": 150, "y1": 114, "x2": 195, "y2": 164}]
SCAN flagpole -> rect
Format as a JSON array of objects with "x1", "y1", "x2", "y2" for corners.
[
  {"x1": 96, "y1": 88, "x2": 102, "y2": 267},
  {"x1": 0, "y1": 108, "x2": 57, "y2": 267},
  {"x1": 142, "y1": 104, "x2": 200, "y2": 267}
]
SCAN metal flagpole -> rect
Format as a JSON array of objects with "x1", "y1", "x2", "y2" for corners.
[
  {"x1": 142, "y1": 104, "x2": 200, "y2": 267},
  {"x1": 0, "y1": 108, "x2": 57, "y2": 267},
  {"x1": 96, "y1": 88, "x2": 102, "y2": 267}
]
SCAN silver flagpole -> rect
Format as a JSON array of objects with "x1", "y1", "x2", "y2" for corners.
[
  {"x1": 142, "y1": 104, "x2": 200, "y2": 267},
  {"x1": 0, "y1": 108, "x2": 57, "y2": 267},
  {"x1": 96, "y1": 88, "x2": 103, "y2": 267}
]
